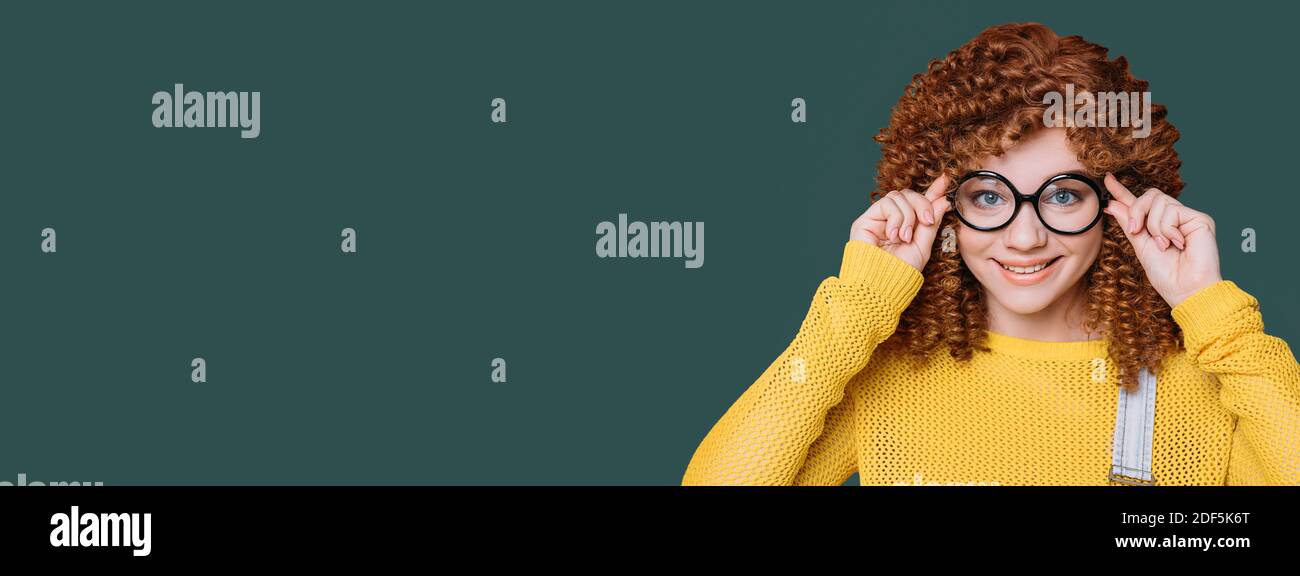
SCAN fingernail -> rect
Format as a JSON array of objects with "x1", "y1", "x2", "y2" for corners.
[
  {"x1": 1128, "y1": 218, "x2": 1136, "y2": 234},
  {"x1": 1155, "y1": 236, "x2": 1167, "y2": 251},
  {"x1": 924, "y1": 211, "x2": 934, "y2": 225},
  {"x1": 888, "y1": 226, "x2": 897, "y2": 241},
  {"x1": 1172, "y1": 237, "x2": 1184, "y2": 250},
  {"x1": 902, "y1": 226, "x2": 912, "y2": 242}
]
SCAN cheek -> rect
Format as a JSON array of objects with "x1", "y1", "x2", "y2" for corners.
[
  {"x1": 955, "y1": 230, "x2": 993, "y2": 274},
  {"x1": 955, "y1": 228, "x2": 981, "y2": 253},
  {"x1": 1051, "y1": 234, "x2": 1103, "y2": 284},
  {"x1": 1063, "y1": 231, "x2": 1103, "y2": 260}
]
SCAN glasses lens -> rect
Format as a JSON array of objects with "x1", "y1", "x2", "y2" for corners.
[
  {"x1": 955, "y1": 175, "x2": 1015, "y2": 228},
  {"x1": 1038, "y1": 177, "x2": 1100, "y2": 233}
]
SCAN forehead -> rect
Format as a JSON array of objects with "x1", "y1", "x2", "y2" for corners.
[{"x1": 973, "y1": 128, "x2": 1088, "y2": 187}]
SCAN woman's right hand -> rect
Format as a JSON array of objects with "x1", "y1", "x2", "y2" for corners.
[{"x1": 848, "y1": 174, "x2": 952, "y2": 272}]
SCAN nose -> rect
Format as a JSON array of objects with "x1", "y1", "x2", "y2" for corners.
[{"x1": 1002, "y1": 202, "x2": 1048, "y2": 251}]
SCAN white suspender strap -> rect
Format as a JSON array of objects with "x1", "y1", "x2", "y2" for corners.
[{"x1": 1109, "y1": 367, "x2": 1158, "y2": 485}]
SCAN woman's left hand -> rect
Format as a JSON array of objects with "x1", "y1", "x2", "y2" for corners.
[{"x1": 1102, "y1": 173, "x2": 1222, "y2": 308}]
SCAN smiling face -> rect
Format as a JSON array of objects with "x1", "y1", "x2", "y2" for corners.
[{"x1": 955, "y1": 128, "x2": 1104, "y2": 321}]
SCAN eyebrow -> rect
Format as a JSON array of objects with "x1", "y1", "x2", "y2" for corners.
[
  {"x1": 984, "y1": 169, "x2": 1098, "y2": 178},
  {"x1": 966, "y1": 169, "x2": 1097, "y2": 179},
  {"x1": 1057, "y1": 170, "x2": 1101, "y2": 180}
]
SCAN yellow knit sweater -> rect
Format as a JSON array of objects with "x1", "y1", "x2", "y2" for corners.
[{"x1": 682, "y1": 240, "x2": 1300, "y2": 486}]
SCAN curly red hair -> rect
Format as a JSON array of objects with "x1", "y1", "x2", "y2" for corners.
[{"x1": 873, "y1": 22, "x2": 1183, "y2": 392}]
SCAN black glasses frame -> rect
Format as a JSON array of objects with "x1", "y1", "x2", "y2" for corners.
[{"x1": 946, "y1": 170, "x2": 1109, "y2": 235}]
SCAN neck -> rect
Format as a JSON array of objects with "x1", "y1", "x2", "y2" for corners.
[{"x1": 984, "y1": 280, "x2": 1099, "y2": 342}]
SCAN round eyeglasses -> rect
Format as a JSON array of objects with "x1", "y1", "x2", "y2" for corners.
[{"x1": 947, "y1": 170, "x2": 1109, "y2": 235}]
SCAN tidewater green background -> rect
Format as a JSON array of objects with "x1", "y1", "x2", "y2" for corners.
[{"x1": 1, "y1": 1, "x2": 1295, "y2": 484}]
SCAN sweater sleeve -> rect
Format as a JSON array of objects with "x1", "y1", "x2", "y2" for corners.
[
  {"x1": 1169, "y1": 280, "x2": 1300, "y2": 485},
  {"x1": 681, "y1": 240, "x2": 924, "y2": 485}
]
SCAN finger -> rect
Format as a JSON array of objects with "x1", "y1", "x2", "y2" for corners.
[
  {"x1": 860, "y1": 225, "x2": 883, "y2": 245},
  {"x1": 923, "y1": 173, "x2": 951, "y2": 202},
  {"x1": 913, "y1": 193, "x2": 955, "y2": 253},
  {"x1": 1103, "y1": 195, "x2": 1152, "y2": 253},
  {"x1": 1159, "y1": 203, "x2": 1184, "y2": 250},
  {"x1": 1127, "y1": 188, "x2": 1162, "y2": 236},
  {"x1": 1177, "y1": 205, "x2": 1214, "y2": 236},
  {"x1": 1175, "y1": 208, "x2": 1214, "y2": 241},
  {"x1": 854, "y1": 211, "x2": 888, "y2": 246},
  {"x1": 1103, "y1": 172, "x2": 1139, "y2": 207},
  {"x1": 899, "y1": 188, "x2": 935, "y2": 228},
  {"x1": 1104, "y1": 198, "x2": 1130, "y2": 235},
  {"x1": 911, "y1": 209, "x2": 947, "y2": 251},
  {"x1": 878, "y1": 194, "x2": 904, "y2": 242},
  {"x1": 889, "y1": 191, "x2": 917, "y2": 243},
  {"x1": 864, "y1": 191, "x2": 894, "y2": 224},
  {"x1": 933, "y1": 194, "x2": 952, "y2": 216},
  {"x1": 1148, "y1": 194, "x2": 1170, "y2": 251}
]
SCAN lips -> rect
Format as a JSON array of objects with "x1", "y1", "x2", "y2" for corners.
[
  {"x1": 996, "y1": 256, "x2": 1059, "y2": 267},
  {"x1": 996, "y1": 256, "x2": 1061, "y2": 274},
  {"x1": 993, "y1": 256, "x2": 1063, "y2": 285}
]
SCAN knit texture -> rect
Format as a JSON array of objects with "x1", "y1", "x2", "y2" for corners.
[{"x1": 682, "y1": 240, "x2": 1300, "y2": 486}]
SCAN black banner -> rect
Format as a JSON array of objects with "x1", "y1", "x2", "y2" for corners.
[{"x1": 1, "y1": 487, "x2": 1291, "y2": 564}]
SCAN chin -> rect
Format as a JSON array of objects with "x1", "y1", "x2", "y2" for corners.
[{"x1": 993, "y1": 295, "x2": 1057, "y2": 315}]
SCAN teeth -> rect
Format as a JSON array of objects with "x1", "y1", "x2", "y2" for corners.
[{"x1": 1000, "y1": 259, "x2": 1052, "y2": 274}]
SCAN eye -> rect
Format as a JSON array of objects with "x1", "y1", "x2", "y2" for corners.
[
  {"x1": 972, "y1": 190, "x2": 1004, "y2": 207},
  {"x1": 1044, "y1": 189, "x2": 1080, "y2": 205}
]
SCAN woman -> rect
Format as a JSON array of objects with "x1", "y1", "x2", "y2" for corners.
[{"x1": 681, "y1": 22, "x2": 1300, "y2": 486}]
